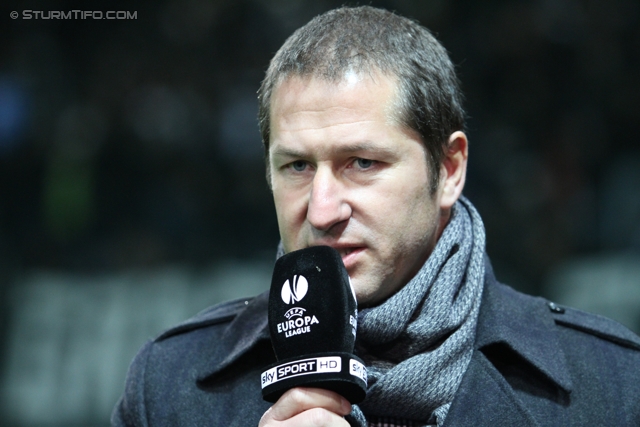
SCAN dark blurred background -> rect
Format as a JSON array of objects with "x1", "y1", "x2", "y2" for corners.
[{"x1": 1, "y1": 0, "x2": 639, "y2": 425}]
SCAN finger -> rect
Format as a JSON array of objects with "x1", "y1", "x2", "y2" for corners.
[
  {"x1": 297, "y1": 406, "x2": 352, "y2": 426},
  {"x1": 260, "y1": 406, "x2": 351, "y2": 427},
  {"x1": 262, "y1": 387, "x2": 351, "y2": 422}
]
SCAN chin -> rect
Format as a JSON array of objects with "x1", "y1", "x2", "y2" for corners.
[{"x1": 354, "y1": 287, "x2": 383, "y2": 309}]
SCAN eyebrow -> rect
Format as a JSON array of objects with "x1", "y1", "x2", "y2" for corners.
[{"x1": 270, "y1": 142, "x2": 397, "y2": 159}]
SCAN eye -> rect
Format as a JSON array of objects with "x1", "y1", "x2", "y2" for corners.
[
  {"x1": 355, "y1": 158, "x2": 374, "y2": 169},
  {"x1": 291, "y1": 160, "x2": 307, "y2": 172}
]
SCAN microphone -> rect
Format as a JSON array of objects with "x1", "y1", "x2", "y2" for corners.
[{"x1": 261, "y1": 246, "x2": 367, "y2": 404}]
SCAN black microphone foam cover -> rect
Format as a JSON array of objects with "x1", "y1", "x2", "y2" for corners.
[{"x1": 261, "y1": 246, "x2": 367, "y2": 404}]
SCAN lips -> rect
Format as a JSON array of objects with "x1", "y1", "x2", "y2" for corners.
[
  {"x1": 337, "y1": 247, "x2": 356, "y2": 257},
  {"x1": 307, "y1": 242, "x2": 364, "y2": 269},
  {"x1": 334, "y1": 246, "x2": 365, "y2": 269}
]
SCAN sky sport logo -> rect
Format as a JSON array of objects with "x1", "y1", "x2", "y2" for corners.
[
  {"x1": 280, "y1": 275, "x2": 308, "y2": 305},
  {"x1": 261, "y1": 356, "x2": 342, "y2": 388}
]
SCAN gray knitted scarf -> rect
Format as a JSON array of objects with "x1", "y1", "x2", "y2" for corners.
[{"x1": 347, "y1": 196, "x2": 486, "y2": 427}]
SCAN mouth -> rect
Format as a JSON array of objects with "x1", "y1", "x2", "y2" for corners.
[
  {"x1": 333, "y1": 246, "x2": 365, "y2": 269},
  {"x1": 337, "y1": 247, "x2": 357, "y2": 257},
  {"x1": 307, "y1": 243, "x2": 365, "y2": 269}
]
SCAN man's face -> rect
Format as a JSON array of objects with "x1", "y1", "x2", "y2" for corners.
[{"x1": 268, "y1": 74, "x2": 446, "y2": 307}]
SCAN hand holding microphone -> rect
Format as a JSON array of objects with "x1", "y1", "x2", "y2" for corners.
[
  {"x1": 260, "y1": 246, "x2": 367, "y2": 411},
  {"x1": 258, "y1": 388, "x2": 352, "y2": 427}
]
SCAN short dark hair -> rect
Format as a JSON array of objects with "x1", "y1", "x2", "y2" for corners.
[{"x1": 257, "y1": 6, "x2": 465, "y2": 193}]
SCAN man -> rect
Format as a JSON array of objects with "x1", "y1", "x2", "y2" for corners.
[{"x1": 112, "y1": 6, "x2": 640, "y2": 427}]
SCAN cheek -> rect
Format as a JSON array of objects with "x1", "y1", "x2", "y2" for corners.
[
  {"x1": 273, "y1": 187, "x2": 307, "y2": 248},
  {"x1": 372, "y1": 179, "x2": 437, "y2": 250}
]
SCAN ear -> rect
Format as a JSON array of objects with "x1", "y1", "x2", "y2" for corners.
[{"x1": 439, "y1": 131, "x2": 468, "y2": 210}]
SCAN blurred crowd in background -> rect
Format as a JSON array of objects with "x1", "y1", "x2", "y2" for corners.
[{"x1": 1, "y1": 0, "x2": 639, "y2": 426}]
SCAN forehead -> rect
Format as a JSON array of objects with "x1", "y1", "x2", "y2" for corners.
[{"x1": 269, "y1": 73, "x2": 401, "y2": 132}]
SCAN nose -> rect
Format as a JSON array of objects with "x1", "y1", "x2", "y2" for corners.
[{"x1": 306, "y1": 167, "x2": 351, "y2": 232}]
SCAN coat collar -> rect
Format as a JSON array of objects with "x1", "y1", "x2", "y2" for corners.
[
  {"x1": 443, "y1": 258, "x2": 573, "y2": 427},
  {"x1": 198, "y1": 291, "x2": 271, "y2": 382},
  {"x1": 475, "y1": 258, "x2": 572, "y2": 393}
]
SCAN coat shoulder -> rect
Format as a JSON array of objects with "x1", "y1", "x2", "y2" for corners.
[
  {"x1": 489, "y1": 276, "x2": 640, "y2": 351},
  {"x1": 155, "y1": 297, "x2": 251, "y2": 342},
  {"x1": 113, "y1": 292, "x2": 272, "y2": 426},
  {"x1": 548, "y1": 302, "x2": 640, "y2": 351}
]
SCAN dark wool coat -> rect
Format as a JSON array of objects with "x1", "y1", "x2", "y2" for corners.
[{"x1": 112, "y1": 260, "x2": 640, "y2": 426}]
